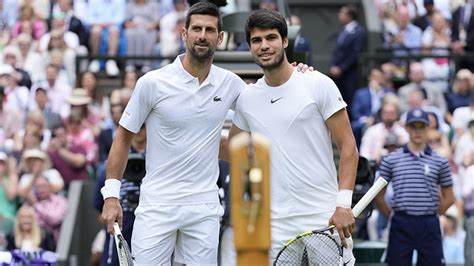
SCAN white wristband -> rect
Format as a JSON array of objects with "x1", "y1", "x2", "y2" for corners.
[
  {"x1": 101, "y1": 179, "x2": 121, "y2": 200},
  {"x1": 336, "y1": 189, "x2": 353, "y2": 208}
]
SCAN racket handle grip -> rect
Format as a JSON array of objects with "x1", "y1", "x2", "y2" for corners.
[{"x1": 352, "y1": 177, "x2": 388, "y2": 218}]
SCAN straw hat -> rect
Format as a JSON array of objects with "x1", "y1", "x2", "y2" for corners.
[
  {"x1": 23, "y1": 148, "x2": 47, "y2": 160},
  {"x1": 67, "y1": 88, "x2": 92, "y2": 106}
]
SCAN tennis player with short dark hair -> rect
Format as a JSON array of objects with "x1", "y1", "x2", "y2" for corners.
[
  {"x1": 99, "y1": 2, "x2": 247, "y2": 265},
  {"x1": 375, "y1": 108, "x2": 455, "y2": 265},
  {"x1": 230, "y1": 9, "x2": 359, "y2": 264}
]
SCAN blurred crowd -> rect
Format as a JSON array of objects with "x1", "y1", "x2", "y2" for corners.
[{"x1": 0, "y1": 0, "x2": 473, "y2": 264}]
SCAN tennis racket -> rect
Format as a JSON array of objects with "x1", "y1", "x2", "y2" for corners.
[
  {"x1": 274, "y1": 177, "x2": 388, "y2": 265},
  {"x1": 113, "y1": 222, "x2": 134, "y2": 266}
]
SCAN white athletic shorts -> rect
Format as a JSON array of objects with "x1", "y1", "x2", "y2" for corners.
[{"x1": 131, "y1": 203, "x2": 224, "y2": 266}]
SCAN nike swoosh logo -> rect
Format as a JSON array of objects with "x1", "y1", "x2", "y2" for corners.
[
  {"x1": 270, "y1": 97, "x2": 283, "y2": 104},
  {"x1": 213, "y1": 96, "x2": 222, "y2": 102}
]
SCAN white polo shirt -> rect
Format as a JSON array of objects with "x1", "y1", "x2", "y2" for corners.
[
  {"x1": 120, "y1": 55, "x2": 245, "y2": 205},
  {"x1": 233, "y1": 69, "x2": 347, "y2": 219}
]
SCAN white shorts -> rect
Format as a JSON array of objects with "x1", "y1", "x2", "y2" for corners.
[{"x1": 132, "y1": 203, "x2": 224, "y2": 266}]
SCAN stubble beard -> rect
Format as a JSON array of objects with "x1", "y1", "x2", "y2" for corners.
[
  {"x1": 256, "y1": 49, "x2": 285, "y2": 71},
  {"x1": 188, "y1": 41, "x2": 215, "y2": 62}
]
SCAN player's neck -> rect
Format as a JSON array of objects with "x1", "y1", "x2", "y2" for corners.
[
  {"x1": 182, "y1": 54, "x2": 213, "y2": 84},
  {"x1": 263, "y1": 61, "x2": 294, "y2": 87}
]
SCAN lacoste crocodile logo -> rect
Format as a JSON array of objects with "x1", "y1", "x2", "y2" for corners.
[{"x1": 213, "y1": 96, "x2": 222, "y2": 102}]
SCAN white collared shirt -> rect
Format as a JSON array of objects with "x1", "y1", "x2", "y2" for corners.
[{"x1": 120, "y1": 55, "x2": 246, "y2": 205}]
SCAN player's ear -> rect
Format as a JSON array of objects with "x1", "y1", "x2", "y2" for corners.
[
  {"x1": 181, "y1": 27, "x2": 187, "y2": 42},
  {"x1": 217, "y1": 31, "x2": 224, "y2": 45},
  {"x1": 283, "y1": 37, "x2": 288, "y2": 49}
]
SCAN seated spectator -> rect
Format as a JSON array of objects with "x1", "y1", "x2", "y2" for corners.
[
  {"x1": 12, "y1": 111, "x2": 50, "y2": 152},
  {"x1": 0, "y1": 0, "x2": 10, "y2": 48},
  {"x1": 351, "y1": 67, "x2": 395, "y2": 147},
  {"x1": 79, "y1": 71, "x2": 108, "y2": 122},
  {"x1": 47, "y1": 123, "x2": 89, "y2": 189},
  {"x1": 0, "y1": 152, "x2": 19, "y2": 234},
  {"x1": 124, "y1": 0, "x2": 159, "y2": 72},
  {"x1": 19, "y1": 0, "x2": 51, "y2": 20},
  {"x1": 18, "y1": 148, "x2": 64, "y2": 197},
  {"x1": 427, "y1": 112, "x2": 451, "y2": 158},
  {"x1": 159, "y1": 0, "x2": 187, "y2": 64},
  {"x1": 455, "y1": 117, "x2": 474, "y2": 175},
  {"x1": 14, "y1": 33, "x2": 44, "y2": 84},
  {"x1": 397, "y1": 62, "x2": 447, "y2": 114},
  {"x1": 412, "y1": 0, "x2": 436, "y2": 32},
  {"x1": 5, "y1": 204, "x2": 55, "y2": 252},
  {"x1": 383, "y1": 5, "x2": 422, "y2": 58},
  {"x1": 447, "y1": 69, "x2": 474, "y2": 114},
  {"x1": 99, "y1": 102, "x2": 123, "y2": 163},
  {"x1": 0, "y1": 85, "x2": 22, "y2": 142},
  {"x1": 22, "y1": 176, "x2": 68, "y2": 243},
  {"x1": 67, "y1": 88, "x2": 101, "y2": 139},
  {"x1": 360, "y1": 98, "x2": 409, "y2": 164},
  {"x1": 28, "y1": 64, "x2": 72, "y2": 119},
  {"x1": 40, "y1": 29, "x2": 77, "y2": 87},
  {"x1": 451, "y1": 0, "x2": 474, "y2": 70},
  {"x1": 421, "y1": 11, "x2": 451, "y2": 92},
  {"x1": 452, "y1": 94, "x2": 474, "y2": 141},
  {"x1": 85, "y1": 0, "x2": 125, "y2": 77},
  {"x1": 53, "y1": 0, "x2": 88, "y2": 47},
  {"x1": 32, "y1": 87, "x2": 62, "y2": 131},
  {"x1": 122, "y1": 69, "x2": 139, "y2": 91},
  {"x1": 3, "y1": 45, "x2": 32, "y2": 89},
  {"x1": 0, "y1": 63, "x2": 29, "y2": 125},
  {"x1": 11, "y1": 4, "x2": 46, "y2": 41}
]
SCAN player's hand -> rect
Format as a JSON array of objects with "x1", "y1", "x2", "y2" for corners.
[
  {"x1": 292, "y1": 62, "x2": 314, "y2": 73},
  {"x1": 101, "y1": 197, "x2": 123, "y2": 234},
  {"x1": 328, "y1": 207, "x2": 355, "y2": 248}
]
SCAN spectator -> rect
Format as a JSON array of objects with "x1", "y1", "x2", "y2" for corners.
[
  {"x1": 413, "y1": 0, "x2": 436, "y2": 31},
  {"x1": 383, "y1": 5, "x2": 422, "y2": 59},
  {"x1": 421, "y1": 11, "x2": 451, "y2": 92},
  {"x1": 330, "y1": 4, "x2": 367, "y2": 106},
  {"x1": 0, "y1": 0, "x2": 11, "y2": 48},
  {"x1": 454, "y1": 116, "x2": 474, "y2": 175},
  {"x1": 0, "y1": 62, "x2": 29, "y2": 125},
  {"x1": 159, "y1": 0, "x2": 187, "y2": 64},
  {"x1": 67, "y1": 88, "x2": 101, "y2": 139},
  {"x1": 19, "y1": 0, "x2": 51, "y2": 20},
  {"x1": 5, "y1": 204, "x2": 55, "y2": 252},
  {"x1": 360, "y1": 99, "x2": 409, "y2": 164},
  {"x1": 124, "y1": 0, "x2": 160, "y2": 72},
  {"x1": 447, "y1": 69, "x2": 474, "y2": 113},
  {"x1": 427, "y1": 112, "x2": 451, "y2": 158},
  {"x1": 12, "y1": 110, "x2": 51, "y2": 152},
  {"x1": 85, "y1": 0, "x2": 125, "y2": 77},
  {"x1": 47, "y1": 123, "x2": 89, "y2": 189},
  {"x1": 440, "y1": 214, "x2": 465, "y2": 264},
  {"x1": 397, "y1": 62, "x2": 447, "y2": 114},
  {"x1": 452, "y1": 94, "x2": 474, "y2": 141},
  {"x1": 23, "y1": 176, "x2": 68, "y2": 243},
  {"x1": 32, "y1": 87, "x2": 62, "y2": 131},
  {"x1": 54, "y1": 0, "x2": 88, "y2": 47},
  {"x1": 451, "y1": 0, "x2": 474, "y2": 70},
  {"x1": 290, "y1": 15, "x2": 312, "y2": 65},
  {"x1": 351, "y1": 67, "x2": 395, "y2": 147},
  {"x1": 259, "y1": 0, "x2": 277, "y2": 11},
  {"x1": 11, "y1": 4, "x2": 46, "y2": 41},
  {"x1": 14, "y1": 33, "x2": 43, "y2": 84},
  {"x1": 29, "y1": 64, "x2": 72, "y2": 119},
  {"x1": 122, "y1": 69, "x2": 139, "y2": 91},
  {"x1": 462, "y1": 155, "x2": 474, "y2": 265},
  {"x1": 98, "y1": 103, "x2": 123, "y2": 163},
  {"x1": 18, "y1": 148, "x2": 64, "y2": 197},
  {"x1": 79, "y1": 71, "x2": 109, "y2": 123},
  {"x1": 0, "y1": 85, "x2": 21, "y2": 141},
  {"x1": 3, "y1": 45, "x2": 32, "y2": 89},
  {"x1": 375, "y1": 108, "x2": 455, "y2": 265},
  {"x1": 0, "y1": 152, "x2": 19, "y2": 234}
]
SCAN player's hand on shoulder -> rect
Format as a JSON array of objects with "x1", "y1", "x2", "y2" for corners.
[
  {"x1": 292, "y1": 62, "x2": 314, "y2": 73},
  {"x1": 329, "y1": 207, "x2": 355, "y2": 248},
  {"x1": 101, "y1": 197, "x2": 123, "y2": 234}
]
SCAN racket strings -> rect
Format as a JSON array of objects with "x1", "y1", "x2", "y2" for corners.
[{"x1": 275, "y1": 232, "x2": 342, "y2": 265}]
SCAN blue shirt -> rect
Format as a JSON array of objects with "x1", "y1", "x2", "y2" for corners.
[{"x1": 378, "y1": 145, "x2": 452, "y2": 215}]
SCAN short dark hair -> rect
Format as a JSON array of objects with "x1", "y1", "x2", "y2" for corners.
[
  {"x1": 185, "y1": 1, "x2": 222, "y2": 32},
  {"x1": 344, "y1": 4, "x2": 359, "y2": 21},
  {"x1": 245, "y1": 9, "x2": 288, "y2": 45}
]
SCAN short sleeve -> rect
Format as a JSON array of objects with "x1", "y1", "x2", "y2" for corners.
[
  {"x1": 312, "y1": 73, "x2": 347, "y2": 121},
  {"x1": 232, "y1": 93, "x2": 250, "y2": 131},
  {"x1": 378, "y1": 155, "x2": 392, "y2": 182},
  {"x1": 228, "y1": 73, "x2": 247, "y2": 111},
  {"x1": 438, "y1": 157, "x2": 453, "y2": 187},
  {"x1": 119, "y1": 75, "x2": 157, "y2": 133}
]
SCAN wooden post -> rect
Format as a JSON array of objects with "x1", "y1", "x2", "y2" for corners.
[{"x1": 229, "y1": 132, "x2": 271, "y2": 265}]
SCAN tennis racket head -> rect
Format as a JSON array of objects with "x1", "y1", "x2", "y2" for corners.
[
  {"x1": 113, "y1": 222, "x2": 134, "y2": 266},
  {"x1": 274, "y1": 226, "x2": 343, "y2": 266}
]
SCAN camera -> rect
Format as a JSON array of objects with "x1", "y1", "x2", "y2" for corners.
[{"x1": 123, "y1": 153, "x2": 146, "y2": 183}]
